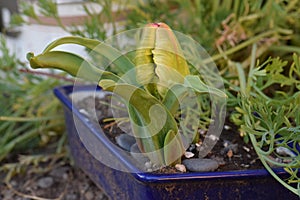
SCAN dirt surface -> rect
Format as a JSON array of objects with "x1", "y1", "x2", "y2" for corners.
[{"x1": 0, "y1": 163, "x2": 108, "y2": 200}]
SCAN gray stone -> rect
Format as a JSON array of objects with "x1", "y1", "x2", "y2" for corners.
[
  {"x1": 37, "y1": 176, "x2": 54, "y2": 188},
  {"x1": 183, "y1": 158, "x2": 219, "y2": 172},
  {"x1": 115, "y1": 134, "x2": 136, "y2": 151}
]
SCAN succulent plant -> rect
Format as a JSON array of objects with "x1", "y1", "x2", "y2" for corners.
[{"x1": 27, "y1": 23, "x2": 226, "y2": 167}]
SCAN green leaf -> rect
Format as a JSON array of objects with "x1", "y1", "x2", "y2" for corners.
[
  {"x1": 163, "y1": 130, "x2": 184, "y2": 166},
  {"x1": 42, "y1": 36, "x2": 136, "y2": 82},
  {"x1": 235, "y1": 62, "x2": 247, "y2": 95},
  {"x1": 27, "y1": 51, "x2": 120, "y2": 82},
  {"x1": 184, "y1": 75, "x2": 227, "y2": 98},
  {"x1": 99, "y1": 80, "x2": 183, "y2": 166}
]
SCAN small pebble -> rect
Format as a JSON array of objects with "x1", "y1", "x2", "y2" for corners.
[
  {"x1": 195, "y1": 142, "x2": 201, "y2": 147},
  {"x1": 241, "y1": 164, "x2": 250, "y2": 168},
  {"x1": 223, "y1": 140, "x2": 230, "y2": 147},
  {"x1": 145, "y1": 161, "x2": 152, "y2": 169},
  {"x1": 115, "y1": 134, "x2": 136, "y2": 151},
  {"x1": 85, "y1": 191, "x2": 94, "y2": 200},
  {"x1": 250, "y1": 159, "x2": 257, "y2": 165},
  {"x1": 175, "y1": 164, "x2": 186, "y2": 172},
  {"x1": 199, "y1": 129, "x2": 206, "y2": 135},
  {"x1": 188, "y1": 144, "x2": 196, "y2": 152},
  {"x1": 227, "y1": 149, "x2": 233, "y2": 158},
  {"x1": 222, "y1": 141, "x2": 238, "y2": 155},
  {"x1": 243, "y1": 146, "x2": 250, "y2": 152},
  {"x1": 37, "y1": 177, "x2": 54, "y2": 189},
  {"x1": 182, "y1": 158, "x2": 219, "y2": 172},
  {"x1": 184, "y1": 151, "x2": 195, "y2": 158},
  {"x1": 207, "y1": 134, "x2": 219, "y2": 141},
  {"x1": 224, "y1": 125, "x2": 231, "y2": 130},
  {"x1": 79, "y1": 109, "x2": 90, "y2": 117}
]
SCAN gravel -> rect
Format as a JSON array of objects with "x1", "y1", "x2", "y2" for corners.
[{"x1": 0, "y1": 164, "x2": 108, "y2": 200}]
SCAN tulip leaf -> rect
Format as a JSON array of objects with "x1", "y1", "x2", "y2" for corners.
[
  {"x1": 163, "y1": 130, "x2": 185, "y2": 166},
  {"x1": 99, "y1": 80, "x2": 184, "y2": 166},
  {"x1": 27, "y1": 51, "x2": 120, "y2": 82},
  {"x1": 42, "y1": 36, "x2": 137, "y2": 83}
]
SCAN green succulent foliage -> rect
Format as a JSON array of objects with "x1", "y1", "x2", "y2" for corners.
[
  {"x1": 231, "y1": 50, "x2": 300, "y2": 196},
  {"x1": 241, "y1": 94, "x2": 300, "y2": 196},
  {"x1": 27, "y1": 23, "x2": 226, "y2": 167}
]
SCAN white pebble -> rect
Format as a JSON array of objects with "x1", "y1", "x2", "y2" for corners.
[
  {"x1": 207, "y1": 134, "x2": 219, "y2": 141},
  {"x1": 175, "y1": 164, "x2": 186, "y2": 172},
  {"x1": 145, "y1": 161, "x2": 152, "y2": 169},
  {"x1": 79, "y1": 109, "x2": 90, "y2": 117},
  {"x1": 243, "y1": 146, "x2": 250, "y2": 152},
  {"x1": 224, "y1": 125, "x2": 231, "y2": 130},
  {"x1": 184, "y1": 151, "x2": 195, "y2": 158},
  {"x1": 199, "y1": 129, "x2": 206, "y2": 135}
]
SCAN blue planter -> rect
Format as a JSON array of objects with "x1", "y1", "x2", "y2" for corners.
[{"x1": 54, "y1": 85, "x2": 298, "y2": 200}]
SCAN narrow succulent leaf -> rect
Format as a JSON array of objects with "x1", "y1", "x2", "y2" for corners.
[
  {"x1": 127, "y1": 105, "x2": 164, "y2": 165},
  {"x1": 184, "y1": 75, "x2": 227, "y2": 98},
  {"x1": 27, "y1": 51, "x2": 120, "y2": 82},
  {"x1": 162, "y1": 75, "x2": 226, "y2": 116},
  {"x1": 235, "y1": 62, "x2": 247, "y2": 95},
  {"x1": 163, "y1": 130, "x2": 185, "y2": 166},
  {"x1": 99, "y1": 81, "x2": 178, "y2": 137},
  {"x1": 42, "y1": 36, "x2": 136, "y2": 81},
  {"x1": 99, "y1": 80, "x2": 180, "y2": 165},
  {"x1": 162, "y1": 84, "x2": 187, "y2": 115}
]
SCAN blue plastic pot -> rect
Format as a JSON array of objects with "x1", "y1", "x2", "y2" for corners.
[{"x1": 54, "y1": 85, "x2": 298, "y2": 200}]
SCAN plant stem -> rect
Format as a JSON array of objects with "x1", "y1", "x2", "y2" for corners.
[
  {"x1": 19, "y1": 69, "x2": 75, "y2": 82},
  {"x1": 269, "y1": 45, "x2": 300, "y2": 54},
  {"x1": 246, "y1": 43, "x2": 257, "y2": 95},
  {"x1": 0, "y1": 115, "x2": 63, "y2": 122},
  {"x1": 203, "y1": 29, "x2": 292, "y2": 64},
  {"x1": 249, "y1": 134, "x2": 298, "y2": 195}
]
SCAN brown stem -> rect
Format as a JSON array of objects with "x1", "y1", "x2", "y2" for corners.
[{"x1": 19, "y1": 68, "x2": 75, "y2": 83}]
